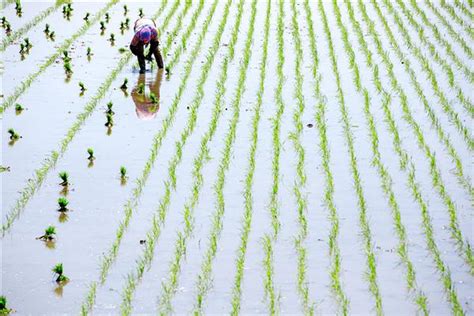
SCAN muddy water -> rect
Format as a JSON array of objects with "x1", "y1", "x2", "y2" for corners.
[{"x1": 2, "y1": 0, "x2": 473, "y2": 314}]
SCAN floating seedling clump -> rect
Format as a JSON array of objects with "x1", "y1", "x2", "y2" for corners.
[
  {"x1": 105, "y1": 101, "x2": 114, "y2": 115},
  {"x1": 120, "y1": 166, "x2": 127, "y2": 185},
  {"x1": 58, "y1": 171, "x2": 69, "y2": 187},
  {"x1": 105, "y1": 13, "x2": 110, "y2": 23},
  {"x1": 7, "y1": 128, "x2": 20, "y2": 140},
  {"x1": 120, "y1": 78, "x2": 128, "y2": 90},
  {"x1": 44, "y1": 23, "x2": 50, "y2": 35},
  {"x1": 15, "y1": 103, "x2": 23, "y2": 114},
  {"x1": 100, "y1": 21, "x2": 106, "y2": 31},
  {"x1": 52, "y1": 263, "x2": 68, "y2": 283},
  {"x1": 62, "y1": 4, "x2": 73, "y2": 20},
  {"x1": 108, "y1": 33, "x2": 115, "y2": 45},
  {"x1": 37, "y1": 225, "x2": 56, "y2": 241},
  {"x1": 15, "y1": 0, "x2": 22, "y2": 17},
  {"x1": 83, "y1": 13, "x2": 90, "y2": 22},
  {"x1": 105, "y1": 113, "x2": 114, "y2": 127},
  {"x1": 123, "y1": 5, "x2": 128, "y2": 15},
  {"x1": 57, "y1": 197, "x2": 69, "y2": 212},
  {"x1": 63, "y1": 61, "x2": 73, "y2": 76},
  {"x1": 87, "y1": 148, "x2": 95, "y2": 161},
  {"x1": 0, "y1": 296, "x2": 12, "y2": 314},
  {"x1": 138, "y1": 8, "x2": 144, "y2": 18},
  {"x1": 79, "y1": 82, "x2": 86, "y2": 92}
]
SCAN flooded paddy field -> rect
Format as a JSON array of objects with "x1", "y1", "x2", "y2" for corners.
[{"x1": 1, "y1": 0, "x2": 473, "y2": 314}]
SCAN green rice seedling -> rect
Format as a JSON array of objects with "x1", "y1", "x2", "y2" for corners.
[
  {"x1": 44, "y1": 23, "x2": 50, "y2": 34},
  {"x1": 58, "y1": 171, "x2": 69, "y2": 187},
  {"x1": 19, "y1": 42, "x2": 25, "y2": 54},
  {"x1": 79, "y1": 82, "x2": 86, "y2": 92},
  {"x1": 124, "y1": 17, "x2": 130, "y2": 28},
  {"x1": 24, "y1": 37, "x2": 31, "y2": 50},
  {"x1": 57, "y1": 197, "x2": 69, "y2": 212},
  {"x1": 105, "y1": 101, "x2": 114, "y2": 115},
  {"x1": 14, "y1": 103, "x2": 23, "y2": 114},
  {"x1": 119, "y1": 21, "x2": 126, "y2": 32},
  {"x1": 86, "y1": 47, "x2": 92, "y2": 58},
  {"x1": 108, "y1": 33, "x2": 115, "y2": 45},
  {"x1": 100, "y1": 21, "x2": 106, "y2": 31},
  {"x1": 105, "y1": 12, "x2": 110, "y2": 23},
  {"x1": 87, "y1": 148, "x2": 95, "y2": 161},
  {"x1": 37, "y1": 225, "x2": 56, "y2": 241},
  {"x1": 118, "y1": 47, "x2": 127, "y2": 53},
  {"x1": 0, "y1": 17, "x2": 7, "y2": 27},
  {"x1": 120, "y1": 166, "x2": 127, "y2": 185},
  {"x1": 0, "y1": 296, "x2": 12, "y2": 314},
  {"x1": 4, "y1": 21, "x2": 11, "y2": 33},
  {"x1": 52, "y1": 263, "x2": 68, "y2": 283},
  {"x1": 0, "y1": 166, "x2": 10, "y2": 173},
  {"x1": 15, "y1": 0, "x2": 22, "y2": 17},
  {"x1": 105, "y1": 113, "x2": 114, "y2": 127},
  {"x1": 123, "y1": 5, "x2": 128, "y2": 15},
  {"x1": 138, "y1": 8, "x2": 144, "y2": 18},
  {"x1": 7, "y1": 128, "x2": 20, "y2": 140},
  {"x1": 120, "y1": 78, "x2": 128, "y2": 90},
  {"x1": 48, "y1": 31, "x2": 55, "y2": 41},
  {"x1": 63, "y1": 61, "x2": 73, "y2": 75},
  {"x1": 83, "y1": 12, "x2": 90, "y2": 22}
]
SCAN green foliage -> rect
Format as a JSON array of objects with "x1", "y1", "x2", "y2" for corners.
[
  {"x1": 120, "y1": 78, "x2": 128, "y2": 90},
  {"x1": 57, "y1": 197, "x2": 69, "y2": 211},
  {"x1": 79, "y1": 82, "x2": 86, "y2": 92},
  {"x1": 83, "y1": 12, "x2": 90, "y2": 22},
  {"x1": 45, "y1": 225, "x2": 56, "y2": 237},
  {"x1": 123, "y1": 4, "x2": 128, "y2": 15},
  {"x1": 120, "y1": 166, "x2": 127, "y2": 178},
  {"x1": 87, "y1": 148, "x2": 95, "y2": 160},
  {"x1": 52, "y1": 263, "x2": 68, "y2": 282},
  {"x1": 14, "y1": 103, "x2": 23, "y2": 112},
  {"x1": 7, "y1": 128, "x2": 19, "y2": 140},
  {"x1": 0, "y1": 296, "x2": 6, "y2": 309},
  {"x1": 59, "y1": 171, "x2": 69, "y2": 186},
  {"x1": 138, "y1": 8, "x2": 144, "y2": 18}
]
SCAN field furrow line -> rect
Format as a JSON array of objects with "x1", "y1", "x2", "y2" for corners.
[
  {"x1": 319, "y1": 0, "x2": 383, "y2": 313},
  {"x1": 114, "y1": 0, "x2": 239, "y2": 314},
  {"x1": 0, "y1": 0, "x2": 64, "y2": 52},
  {"x1": 453, "y1": 0, "x2": 474, "y2": 21},
  {"x1": 363, "y1": 0, "x2": 474, "y2": 269},
  {"x1": 335, "y1": 0, "x2": 430, "y2": 313},
  {"x1": 422, "y1": 0, "x2": 473, "y2": 59},
  {"x1": 303, "y1": 1, "x2": 349, "y2": 314},
  {"x1": 386, "y1": 0, "x2": 474, "y2": 141},
  {"x1": 288, "y1": 0, "x2": 316, "y2": 313},
  {"x1": 390, "y1": 0, "x2": 474, "y2": 118},
  {"x1": 350, "y1": 1, "x2": 470, "y2": 311},
  {"x1": 78, "y1": 0, "x2": 225, "y2": 313},
  {"x1": 0, "y1": 0, "x2": 119, "y2": 114},
  {"x1": 405, "y1": 0, "x2": 474, "y2": 84},
  {"x1": 439, "y1": 0, "x2": 474, "y2": 39}
]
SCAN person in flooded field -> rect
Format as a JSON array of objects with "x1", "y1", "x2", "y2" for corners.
[
  {"x1": 130, "y1": 17, "x2": 164, "y2": 74},
  {"x1": 132, "y1": 68, "x2": 164, "y2": 120}
]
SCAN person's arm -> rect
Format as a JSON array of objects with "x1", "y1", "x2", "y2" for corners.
[{"x1": 130, "y1": 32, "x2": 141, "y2": 47}]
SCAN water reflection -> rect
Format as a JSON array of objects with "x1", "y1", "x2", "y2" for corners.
[{"x1": 131, "y1": 69, "x2": 163, "y2": 120}]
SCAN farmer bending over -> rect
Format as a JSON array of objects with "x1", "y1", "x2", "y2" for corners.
[{"x1": 130, "y1": 17, "x2": 164, "y2": 74}]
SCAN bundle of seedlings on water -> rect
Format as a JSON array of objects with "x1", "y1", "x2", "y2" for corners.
[
  {"x1": 120, "y1": 78, "x2": 128, "y2": 90},
  {"x1": 37, "y1": 225, "x2": 56, "y2": 241},
  {"x1": 48, "y1": 31, "x2": 55, "y2": 41},
  {"x1": 105, "y1": 113, "x2": 114, "y2": 127},
  {"x1": 123, "y1": 4, "x2": 128, "y2": 15},
  {"x1": 105, "y1": 13, "x2": 110, "y2": 23},
  {"x1": 124, "y1": 17, "x2": 130, "y2": 28},
  {"x1": 100, "y1": 21, "x2": 106, "y2": 31},
  {"x1": 87, "y1": 148, "x2": 95, "y2": 161},
  {"x1": 57, "y1": 197, "x2": 69, "y2": 212},
  {"x1": 19, "y1": 43, "x2": 25, "y2": 54},
  {"x1": 165, "y1": 66, "x2": 171, "y2": 78},
  {"x1": 138, "y1": 8, "x2": 144, "y2": 18},
  {"x1": 0, "y1": 17, "x2": 7, "y2": 27},
  {"x1": 0, "y1": 296, "x2": 12, "y2": 314},
  {"x1": 137, "y1": 83, "x2": 145, "y2": 94},
  {"x1": 63, "y1": 61, "x2": 73, "y2": 75},
  {"x1": 83, "y1": 12, "x2": 90, "y2": 22},
  {"x1": 62, "y1": 50, "x2": 71, "y2": 63},
  {"x1": 52, "y1": 263, "x2": 68, "y2": 283},
  {"x1": 118, "y1": 47, "x2": 127, "y2": 53},
  {"x1": 44, "y1": 23, "x2": 50, "y2": 34},
  {"x1": 105, "y1": 101, "x2": 114, "y2": 115},
  {"x1": 3, "y1": 21, "x2": 11, "y2": 34},
  {"x1": 15, "y1": 0, "x2": 22, "y2": 17},
  {"x1": 86, "y1": 47, "x2": 92, "y2": 58},
  {"x1": 59, "y1": 171, "x2": 69, "y2": 187},
  {"x1": 149, "y1": 92, "x2": 158, "y2": 104},
  {"x1": 15, "y1": 103, "x2": 23, "y2": 114},
  {"x1": 79, "y1": 82, "x2": 86, "y2": 92},
  {"x1": 62, "y1": 4, "x2": 72, "y2": 19},
  {"x1": 7, "y1": 128, "x2": 20, "y2": 140},
  {"x1": 23, "y1": 38, "x2": 32, "y2": 50},
  {"x1": 119, "y1": 22, "x2": 126, "y2": 34},
  {"x1": 120, "y1": 166, "x2": 127, "y2": 185},
  {"x1": 108, "y1": 33, "x2": 115, "y2": 45}
]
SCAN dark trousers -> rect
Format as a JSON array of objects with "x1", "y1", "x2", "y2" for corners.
[{"x1": 130, "y1": 39, "x2": 164, "y2": 71}]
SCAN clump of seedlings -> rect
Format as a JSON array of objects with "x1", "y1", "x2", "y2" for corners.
[
  {"x1": 24, "y1": 38, "x2": 32, "y2": 49},
  {"x1": 87, "y1": 148, "x2": 95, "y2": 161},
  {"x1": 15, "y1": 103, "x2": 23, "y2": 114},
  {"x1": 57, "y1": 197, "x2": 69, "y2": 212},
  {"x1": 105, "y1": 12, "x2": 110, "y2": 23},
  {"x1": 124, "y1": 18, "x2": 130, "y2": 28},
  {"x1": 15, "y1": 0, "x2": 22, "y2": 17},
  {"x1": 79, "y1": 82, "x2": 86, "y2": 95},
  {"x1": 120, "y1": 166, "x2": 127, "y2": 185},
  {"x1": 0, "y1": 296, "x2": 12, "y2": 315},
  {"x1": 59, "y1": 171, "x2": 69, "y2": 187},
  {"x1": 119, "y1": 22, "x2": 126, "y2": 33},
  {"x1": 138, "y1": 8, "x2": 144, "y2": 18},
  {"x1": 52, "y1": 263, "x2": 68, "y2": 283},
  {"x1": 62, "y1": 50, "x2": 71, "y2": 62},
  {"x1": 1, "y1": 16, "x2": 7, "y2": 27},
  {"x1": 106, "y1": 101, "x2": 114, "y2": 114},
  {"x1": 3, "y1": 21, "x2": 11, "y2": 34},
  {"x1": 7, "y1": 128, "x2": 20, "y2": 140},
  {"x1": 108, "y1": 33, "x2": 115, "y2": 45},
  {"x1": 120, "y1": 78, "x2": 128, "y2": 90},
  {"x1": 105, "y1": 113, "x2": 114, "y2": 127},
  {"x1": 165, "y1": 66, "x2": 171, "y2": 79},
  {"x1": 64, "y1": 61, "x2": 73, "y2": 76},
  {"x1": 62, "y1": 4, "x2": 73, "y2": 20},
  {"x1": 44, "y1": 23, "x2": 50, "y2": 35},
  {"x1": 48, "y1": 31, "x2": 55, "y2": 41},
  {"x1": 37, "y1": 225, "x2": 56, "y2": 241},
  {"x1": 100, "y1": 21, "x2": 106, "y2": 32},
  {"x1": 123, "y1": 4, "x2": 128, "y2": 15},
  {"x1": 83, "y1": 12, "x2": 90, "y2": 22},
  {"x1": 86, "y1": 47, "x2": 93, "y2": 60}
]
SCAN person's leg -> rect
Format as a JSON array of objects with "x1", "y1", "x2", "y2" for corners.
[
  {"x1": 148, "y1": 40, "x2": 164, "y2": 69},
  {"x1": 130, "y1": 44, "x2": 146, "y2": 73}
]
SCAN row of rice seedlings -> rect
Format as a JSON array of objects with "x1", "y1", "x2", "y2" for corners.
[
  {"x1": 288, "y1": 0, "x2": 315, "y2": 314},
  {"x1": 453, "y1": 0, "x2": 474, "y2": 21},
  {"x1": 0, "y1": 0, "x2": 172, "y2": 236},
  {"x1": 116, "y1": 0, "x2": 235, "y2": 313},
  {"x1": 79, "y1": 0, "x2": 223, "y2": 313},
  {"x1": 302, "y1": 0, "x2": 349, "y2": 313},
  {"x1": 383, "y1": 0, "x2": 474, "y2": 143},
  {"x1": 390, "y1": 0, "x2": 474, "y2": 118},
  {"x1": 405, "y1": 0, "x2": 474, "y2": 83},
  {"x1": 157, "y1": 3, "x2": 254, "y2": 311},
  {"x1": 162, "y1": 0, "x2": 193, "y2": 53},
  {"x1": 0, "y1": 0, "x2": 119, "y2": 114},
  {"x1": 319, "y1": 0, "x2": 383, "y2": 313},
  {"x1": 422, "y1": 0, "x2": 473, "y2": 59},
  {"x1": 354, "y1": 2, "x2": 469, "y2": 311},
  {"x1": 438, "y1": 0, "x2": 473, "y2": 39},
  {"x1": 336, "y1": 1, "x2": 430, "y2": 312},
  {"x1": 0, "y1": 0, "x2": 63, "y2": 52},
  {"x1": 365, "y1": 0, "x2": 474, "y2": 269}
]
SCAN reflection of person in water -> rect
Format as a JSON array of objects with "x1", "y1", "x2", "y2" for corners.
[{"x1": 131, "y1": 69, "x2": 164, "y2": 120}]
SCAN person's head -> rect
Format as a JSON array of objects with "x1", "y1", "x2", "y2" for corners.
[{"x1": 139, "y1": 27, "x2": 151, "y2": 44}]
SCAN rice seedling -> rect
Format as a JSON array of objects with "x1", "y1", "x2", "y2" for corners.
[
  {"x1": 7, "y1": 128, "x2": 20, "y2": 140},
  {"x1": 105, "y1": 12, "x2": 110, "y2": 23},
  {"x1": 100, "y1": 21, "x2": 106, "y2": 31},
  {"x1": 0, "y1": 296, "x2": 12, "y2": 314},
  {"x1": 52, "y1": 263, "x2": 68, "y2": 283},
  {"x1": 120, "y1": 78, "x2": 128, "y2": 90},
  {"x1": 108, "y1": 33, "x2": 115, "y2": 45},
  {"x1": 58, "y1": 171, "x2": 69, "y2": 187},
  {"x1": 57, "y1": 197, "x2": 69, "y2": 212},
  {"x1": 83, "y1": 12, "x2": 90, "y2": 22},
  {"x1": 105, "y1": 113, "x2": 114, "y2": 127},
  {"x1": 120, "y1": 166, "x2": 127, "y2": 179},
  {"x1": 138, "y1": 8, "x2": 144, "y2": 18},
  {"x1": 14, "y1": 103, "x2": 23, "y2": 114},
  {"x1": 124, "y1": 17, "x2": 130, "y2": 28},
  {"x1": 79, "y1": 82, "x2": 86, "y2": 93},
  {"x1": 0, "y1": 166, "x2": 10, "y2": 173},
  {"x1": 15, "y1": 0, "x2": 22, "y2": 17},
  {"x1": 4, "y1": 22, "x2": 11, "y2": 34},
  {"x1": 0, "y1": 16, "x2": 7, "y2": 27},
  {"x1": 36, "y1": 225, "x2": 56, "y2": 241},
  {"x1": 63, "y1": 61, "x2": 73, "y2": 76},
  {"x1": 87, "y1": 148, "x2": 95, "y2": 161},
  {"x1": 48, "y1": 31, "x2": 55, "y2": 41},
  {"x1": 105, "y1": 101, "x2": 114, "y2": 115},
  {"x1": 123, "y1": 4, "x2": 128, "y2": 15},
  {"x1": 44, "y1": 23, "x2": 50, "y2": 34},
  {"x1": 303, "y1": 0, "x2": 349, "y2": 313}
]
